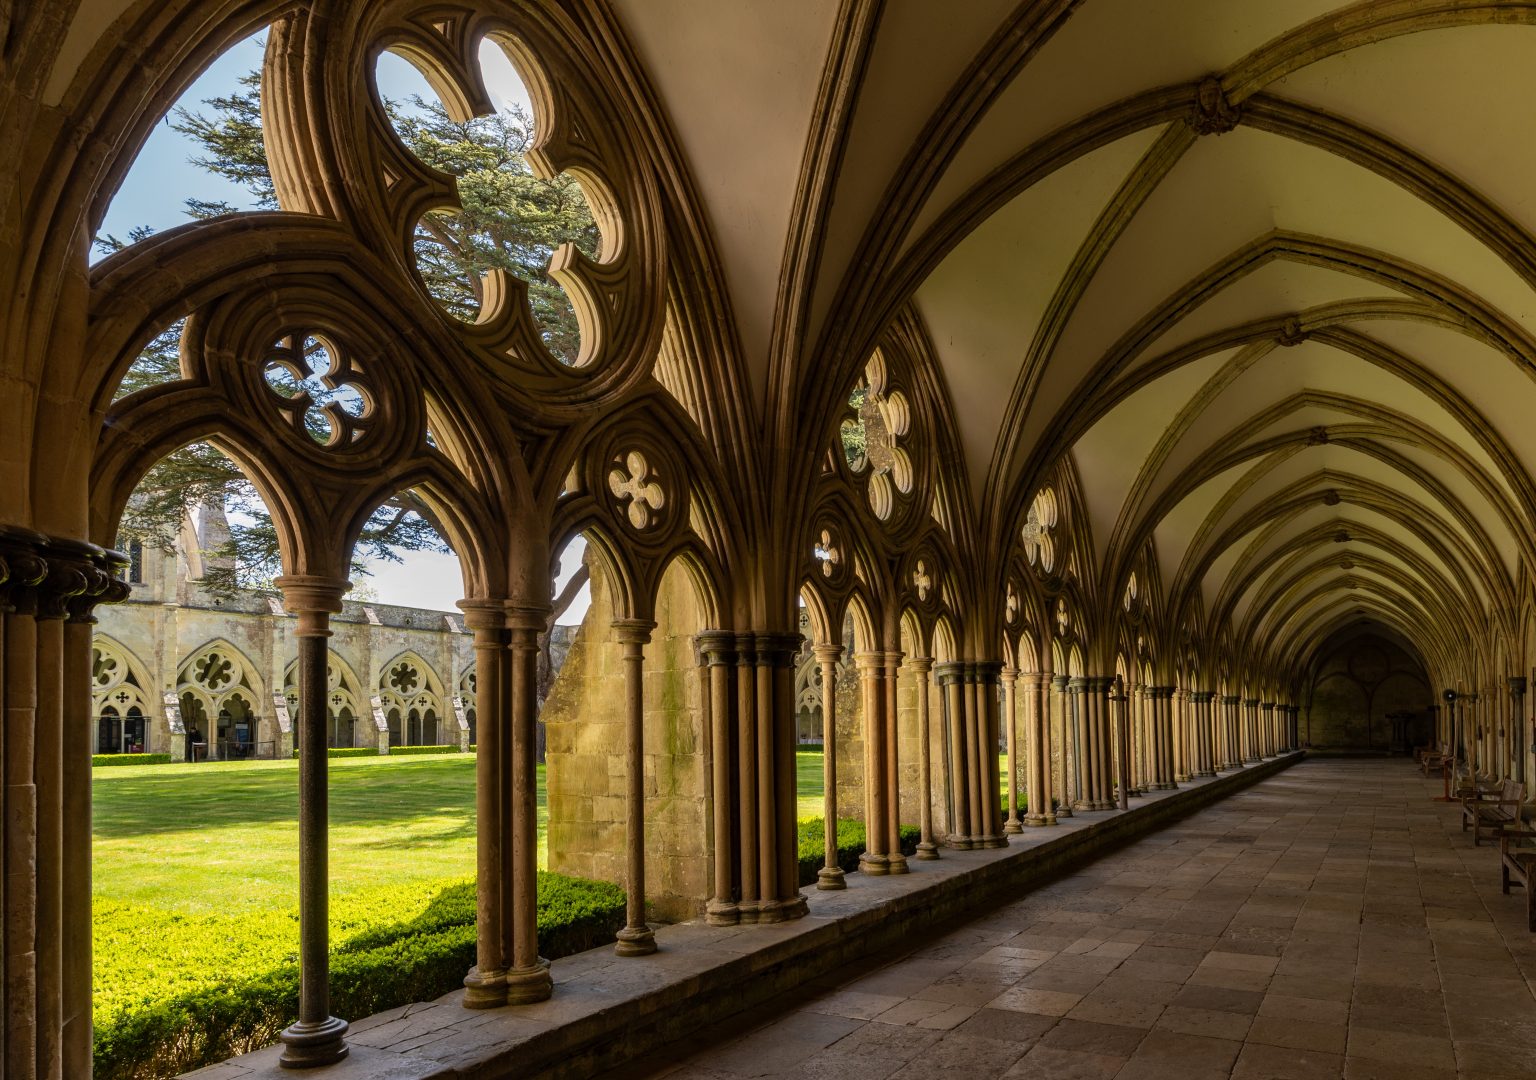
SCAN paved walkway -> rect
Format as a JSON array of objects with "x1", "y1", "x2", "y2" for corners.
[{"x1": 614, "y1": 758, "x2": 1536, "y2": 1080}]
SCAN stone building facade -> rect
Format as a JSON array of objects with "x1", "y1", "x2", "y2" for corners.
[{"x1": 94, "y1": 506, "x2": 478, "y2": 759}]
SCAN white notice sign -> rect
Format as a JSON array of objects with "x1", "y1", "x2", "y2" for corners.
[
  {"x1": 370, "y1": 694, "x2": 389, "y2": 732},
  {"x1": 451, "y1": 694, "x2": 469, "y2": 731},
  {"x1": 162, "y1": 691, "x2": 185, "y2": 735},
  {"x1": 272, "y1": 692, "x2": 291, "y2": 733}
]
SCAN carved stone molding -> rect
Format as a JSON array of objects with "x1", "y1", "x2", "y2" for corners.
[{"x1": 0, "y1": 527, "x2": 126, "y2": 620}]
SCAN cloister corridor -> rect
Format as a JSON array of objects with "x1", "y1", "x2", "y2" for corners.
[{"x1": 613, "y1": 759, "x2": 1536, "y2": 1080}]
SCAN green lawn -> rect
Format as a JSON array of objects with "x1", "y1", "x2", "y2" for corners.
[
  {"x1": 94, "y1": 749, "x2": 1014, "y2": 914},
  {"x1": 93, "y1": 755, "x2": 541, "y2": 914}
]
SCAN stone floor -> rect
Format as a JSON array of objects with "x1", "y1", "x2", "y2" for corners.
[{"x1": 610, "y1": 759, "x2": 1536, "y2": 1080}]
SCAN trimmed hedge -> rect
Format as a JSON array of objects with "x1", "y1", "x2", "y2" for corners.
[
  {"x1": 92, "y1": 753, "x2": 172, "y2": 767},
  {"x1": 796, "y1": 818, "x2": 921, "y2": 887},
  {"x1": 387, "y1": 744, "x2": 465, "y2": 756},
  {"x1": 289, "y1": 747, "x2": 377, "y2": 759},
  {"x1": 93, "y1": 873, "x2": 623, "y2": 1080},
  {"x1": 288, "y1": 746, "x2": 467, "y2": 759}
]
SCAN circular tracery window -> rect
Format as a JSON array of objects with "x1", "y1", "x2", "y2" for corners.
[
  {"x1": 1022, "y1": 488, "x2": 1058, "y2": 572},
  {"x1": 839, "y1": 351, "x2": 914, "y2": 520}
]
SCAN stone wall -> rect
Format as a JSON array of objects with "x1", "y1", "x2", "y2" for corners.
[
  {"x1": 1304, "y1": 632, "x2": 1431, "y2": 750},
  {"x1": 543, "y1": 558, "x2": 710, "y2": 922}
]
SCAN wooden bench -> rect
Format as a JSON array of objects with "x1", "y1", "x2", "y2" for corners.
[
  {"x1": 1419, "y1": 741, "x2": 1449, "y2": 776},
  {"x1": 1463, "y1": 779, "x2": 1525, "y2": 846},
  {"x1": 1499, "y1": 824, "x2": 1536, "y2": 932}
]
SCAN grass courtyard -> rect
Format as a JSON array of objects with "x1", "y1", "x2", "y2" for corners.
[{"x1": 92, "y1": 747, "x2": 1016, "y2": 1075}]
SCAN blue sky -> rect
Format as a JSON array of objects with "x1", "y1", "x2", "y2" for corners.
[{"x1": 102, "y1": 30, "x2": 590, "y2": 622}]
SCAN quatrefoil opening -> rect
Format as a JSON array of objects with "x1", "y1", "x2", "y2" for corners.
[
  {"x1": 840, "y1": 351, "x2": 914, "y2": 521},
  {"x1": 263, "y1": 333, "x2": 375, "y2": 448},
  {"x1": 814, "y1": 528, "x2": 842, "y2": 579},
  {"x1": 608, "y1": 450, "x2": 665, "y2": 530}
]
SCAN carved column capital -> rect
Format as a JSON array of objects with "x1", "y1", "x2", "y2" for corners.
[{"x1": 611, "y1": 617, "x2": 656, "y2": 647}]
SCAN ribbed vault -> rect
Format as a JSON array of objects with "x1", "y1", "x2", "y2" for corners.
[{"x1": 615, "y1": 0, "x2": 1536, "y2": 691}]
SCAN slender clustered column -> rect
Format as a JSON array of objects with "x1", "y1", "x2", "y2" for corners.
[
  {"x1": 815, "y1": 643, "x2": 845, "y2": 888},
  {"x1": 884, "y1": 651, "x2": 908, "y2": 872},
  {"x1": 506, "y1": 607, "x2": 555, "y2": 995},
  {"x1": 1111, "y1": 678, "x2": 1130, "y2": 810},
  {"x1": 460, "y1": 602, "x2": 508, "y2": 1007},
  {"x1": 613, "y1": 619, "x2": 657, "y2": 956},
  {"x1": 1067, "y1": 676, "x2": 1088, "y2": 810},
  {"x1": 275, "y1": 576, "x2": 348, "y2": 1068},
  {"x1": 1002, "y1": 666, "x2": 1021, "y2": 833},
  {"x1": 910, "y1": 657, "x2": 940, "y2": 857},
  {"x1": 937, "y1": 662, "x2": 970, "y2": 845},
  {"x1": 857, "y1": 652, "x2": 890, "y2": 870},
  {"x1": 700, "y1": 633, "x2": 739, "y2": 924},
  {"x1": 1022, "y1": 671, "x2": 1049, "y2": 825},
  {"x1": 1051, "y1": 675, "x2": 1072, "y2": 817}
]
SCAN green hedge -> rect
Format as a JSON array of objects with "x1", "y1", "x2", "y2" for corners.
[
  {"x1": 93, "y1": 873, "x2": 623, "y2": 1080},
  {"x1": 92, "y1": 753, "x2": 172, "y2": 767},
  {"x1": 289, "y1": 747, "x2": 377, "y2": 759},
  {"x1": 387, "y1": 744, "x2": 465, "y2": 756},
  {"x1": 796, "y1": 819, "x2": 921, "y2": 887}
]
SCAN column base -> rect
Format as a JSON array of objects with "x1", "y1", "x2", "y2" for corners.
[
  {"x1": 978, "y1": 834, "x2": 1009, "y2": 849},
  {"x1": 914, "y1": 841, "x2": 941, "y2": 859},
  {"x1": 1071, "y1": 800, "x2": 1092, "y2": 812},
  {"x1": 1196, "y1": 769, "x2": 1216, "y2": 778},
  {"x1": 1004, "y1": 818, "x2": 1023, "y2": 834},
  {"x1": 615, "y1": 924, "x2": 657, "y2": 957},
  {"x1": 886, "y1": 851, "x2": 910, "y2": 874},
  {"x1": 1023, "y1": 813, "x2": 1051, "y2": 827},
  {"x1": 945, "y1": 834, "x2": 977, "y2": 850},
  {"x1": 859, "y1": 851, "x2": 890, "y2": 874},
  {"x1": 1090, "y1": 800, "x2": 1114, "y2": 811},
  {"x1": 1175, "y1": 773, "x2": 1192, "y2": 783},
  {"x1": 705, "y1": 899, "x2": 741, "y2": 925},
  {"x1": 1054, "y1": 805, "x2": 1073, "y2": 818},
  {"x1": 504, "y1": 960, "x2": 553, "y2": 1004},
  {"x1": 754, "y1": 895, "x2": 808, "y2": 922},
  {"x1": 817, "y1": 866, "x2": 847, "y2": 890},
  {"x1": 279, "y1": 1016, "x2": 348, "y2": 1069},
  {"x1": 462, "y1": 965, "x2": 507, "y2": 1009}
]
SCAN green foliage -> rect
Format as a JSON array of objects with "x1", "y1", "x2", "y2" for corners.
[
  {"x1": 386, "y1": 744, "x2": 464, "y2": 757},
  {"x1": 93, "y1": 872, "x2": 623, "y2": 1080},
  {"x1": 795, "y1": 818, "x2": 920, "y2": 887},
  {"x1": 102, "y1": 58, "x2": 598, "y2": 587},
  {"x1": 93, "y1": 753, "x2": 172, "y2": 768}
]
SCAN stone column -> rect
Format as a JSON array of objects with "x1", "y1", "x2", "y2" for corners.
[
  {"x1": 1111, "y1": 677, "x2": 1130, "y2": 810},
  {"x1": 1022, "y1": 671, "x2": 1050, "y2": 825},
  {"x1": 699, "y1": 633, "x2": 740, "y2": 922},
  {"x1": 1002, "y1": 666, "x2": 1021, "y2": 833},
  {"x1": 976, "y1": 662, "x2": 1006, "y2": 846},
  {"x1": 275, "y1": 576, "x2": 349, "y2": 1067},
  {"x1": 883, "y1": 651, "x2": 907, "y2": 873},
  {"x1": 909, "y1": 657, "x2": 939, "y2": 857},
  {"x1": 1068, "y1": 676, "x2": 1089, "y2": 810},
  {"x1": 1130, "y1": 682, "x2": 1147, "y2": 795},
  {"x1": 1192, "y1": 692, "x2": 1216, "y2": 777},
  {"x1": 937, "y1": 662, "x2": 968, "y2": 845},
  {"x1": 1152, "y1": 687, "x2": 1177, "y2": 789},
  {"x1": 1241, "y1": 699, "x2": 1258, "y2": 763},
  {"x1": 765, "y1": 632, "x2": 807, "y2": 921},
  {"x1": 613, "y1": 619, "x2": 657, "y2": 956},
  {"x1": 814, "y1": 642, "x2": 845, "y2": 888},
  {"x1": 1051, "y1": 674, "x2": 1073, "y2": 818},
  {"x1": 1173, "y1": 687, "x2": 1191, "y2": 783},
  {"x1": 856, "y1": 651, "x2": 889, "y2": 873},
  {"x1": 1510, "y1": 677, "x2": 1527, "y2": 784},
  {"x1": 506, "y1": 606, "x2": 553, "y2": 993},
  {"x1": 460, "y1": 602, "x2": 508, "y2": 1006},
  {"x1": 965, "y1": 665, "x2": 987, "y2": 843},
  {"x1": 734, "y1": 640, "x2": 758, "y2": 907},
  {"x1": 1089, "y1": 676, "x2": 1114, "y2": 809},
  {"x1": 1260, "y1": 702, "x2": 1275, "y2": 758}
]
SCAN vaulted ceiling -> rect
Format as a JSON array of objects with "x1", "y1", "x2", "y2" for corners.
[{"x1": 615, "y1": 0, "x2": 1536, "y2": 677}]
